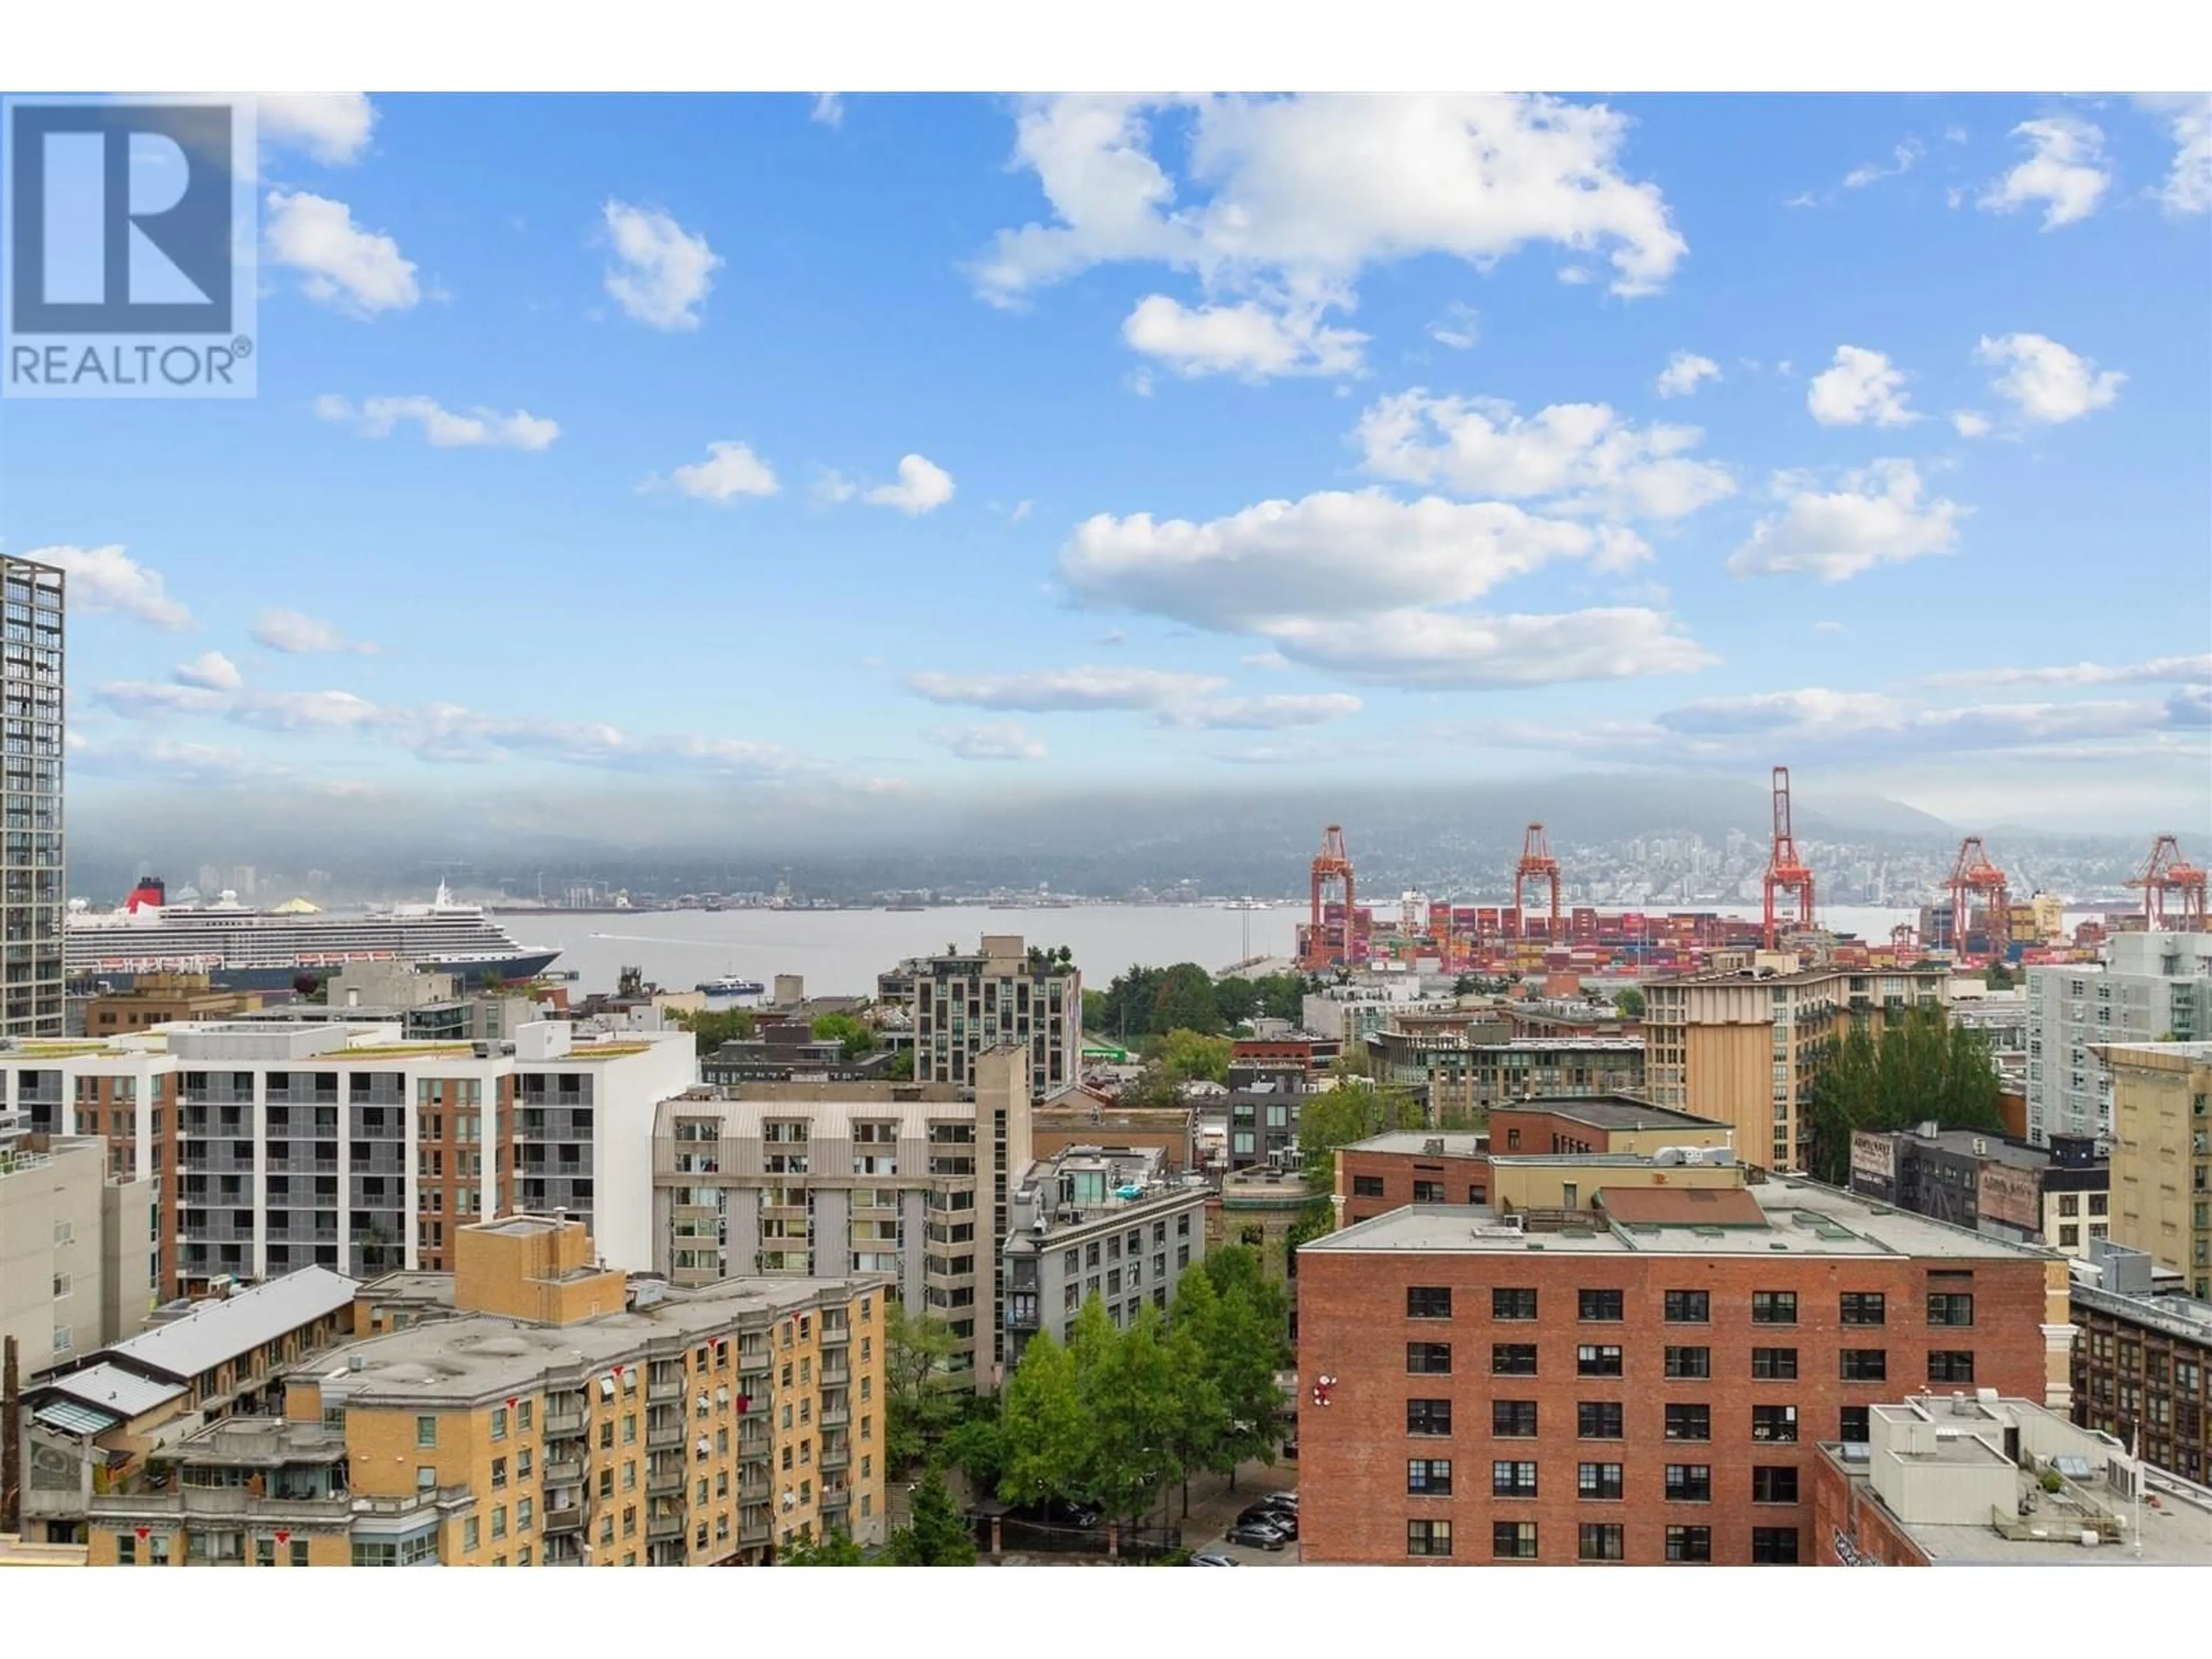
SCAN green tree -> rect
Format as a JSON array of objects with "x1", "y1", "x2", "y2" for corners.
[
  {"x1": 1983, "y1": 963, "x2": 2016, "y2": 990},
  {"x1": 884, "y1": 1304, "x2": 963, "y2": 1469},
  {"x1": 1211, "y1": 976, "x2": 1261, "y2": 1029},
  {"x1": 880, "y1": 1465, "x2": 977, "y2": 1566},
  {"x1": 667, "y1": 1005, "x2": 758, "y2": 1055},
  {"x1": 1803, "y1": 1009, "x2": 2007, "y2": 1183},
  {"x1": 777, "y1": 1527, "x2": 866, "y2": 1565},
  {"x1": 884, "y1": 1048, "x2": 916, "y2": 1081},
  {"x1": 1150, "y1": 963, "x2": 1222, "y2": 1035},
  {"x1": 941, "y1": 1411, "x2": 1007, "y2": 1497},
  {"x1": 1071, "y1": 1300, "x2": 1184, "y2": 1536},
  {"x1": 1297, "y1": 1077, "x2": 1423, "y2": 1190},
  {"x1": 810, "y1": 1012, "x2": 877, "y2": 1059},
  {"x1": 1184, "y1": 1250, "x2": 1292, "y2": 1491},
  {"x1": 1155, "y1": 1028, "x2": 1233, "y2": 1086},
  {"x1": 1097, "y1": 966, "x2": 1169, "y2": 1041},
  {"x1": 1118, "y1": 1065, "x2": 1183, "y2": 1108},
  {"x1": 1159, "y1": 1277, "x2": 1229, "y2": 1516},
  {"x1": 1253, "y1": 973, "x2": 1307, "y2": 1022},
  {"x1": 1082, "y1": 988, "x2": 1109, "y2": 1032},
  {"x1": 997, "y1": 1331, "x2": 1093, "y2": 1508},
  {"x1": 1613, "y1": 987, "x2": 1646, "y2": 1019}
]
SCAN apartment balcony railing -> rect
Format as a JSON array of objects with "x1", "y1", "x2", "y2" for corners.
[
  {"x1": 647, "y1": 1462, "x2": 685, "y2": 1496},
  {"x1": 544, "y1": 1407, "x2": 588, "y2": 1440},
  {"x1": 543, "y1": 1457, "x2": 583, "y2": 1485},
  {"x1": 543, "y1": 1499, "x2": 584, "y2": 1534},
  {"x1": 646, "y1": 1508, "x2": 685, "y2": 1541},
  {"x1": 646, "y1": 1423, "x2": 684, "y2": 1451},
  {"x1": 647, "y1": 1378, "x2": 684, "y2": 1403}
]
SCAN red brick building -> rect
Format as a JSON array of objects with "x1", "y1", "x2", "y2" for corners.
[{"x1": 1297, "y1": 1181, "x2": 2072, "y2": 1565}]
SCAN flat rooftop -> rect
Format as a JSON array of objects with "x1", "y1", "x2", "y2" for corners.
[
  {"x1": 1346, "y1": 1131, "x2": 1488, "y2": 1157},
  {"x1": 1304, "y1": 1179, "x2": 2059, "y2": 1262},
  {"x1": 1495, "y1": 1095, "x2": 1728, "y2": 1131}
]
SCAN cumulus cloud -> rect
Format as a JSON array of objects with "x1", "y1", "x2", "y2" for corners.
[
  {"x1": 1980, "y1": 117, "x2": 2110, "y2": 229},
  {"x1": 1428, "y1": 303, "x2": 1480, "y2": 350},
  {"x1": 1974, "y1": 332, "x2": 2124, "y2": 424},
  {"x1": 1121, "y1": 294, "x2": 1365, "y2": 379},
  {"x1": 1654, "y1": 351, "x2": 1720, "y2": 399},
  {"x1": 1156, "y1": 693, "x2": 1363, "y2": 730},
  {"x1": 810, "y1": 93, "x2": 844, "y2": 129},
  {"x1": 1806, "y1": 345, "x2": 1918, "y2": 427},
  {"x1": 906, "y1": 666, "x2": 1224, "y2": 712},
  {"x1": 1928, "y1": 654, "x2": 2212, "y2": 689},
  {"x1": 251, "y1": 609, "x2": 377, "y2": 656},
  {"x1": 2137, "y1": 94, "x2": 2212, "y2": 215},
  {"x1": 653, "y1": 441, "x2": 780, "y2": 503},
  {"x1": 601, "y1": 200, "x2": 721, "y2": 329},
  {"x1": 28, "y1": 545, "x2": 192, "y2": 629},
  {"x1": 863, "y1": 454, "x2": 956, "y2": 515},
  {"x1": 1728, "y1": 460, "x2": 1966, "y2": 583},
  {"x1": 1260, "y1": 607, "x2": 1715, "y2": 689},
  {"x1": 257, "y1": 92, "x2": 377, "y2": 165},
  {"x1": 927, "y1": 721, "x2": 1046, "y2": 762},
  {"x1": 315, "y1": 393, "x2": 559, "y2": 450},
  {"x1": 173, "y1": 651, "x2": 243, "y2": 691},
  {"x1": 1843, "y1": 139, "x2": 1923, "y2": 190},
  {"x1": 1950, "y1": 410, "x2": 1993, "y2": 438},
  {"x1": 264, "y1": 190, "x2": 419, "y2": 313},
  {"x1": 1354, "y1": 392, "x2": 1733, "y2": 521}
]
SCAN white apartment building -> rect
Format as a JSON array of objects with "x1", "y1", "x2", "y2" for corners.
[
  {"x1": 1, "y1": 1108, "x2": 153, "y2": 1376},
  {"x1": 885, "y1": 935, "x2": 1080, "y2": 1102},
  {"x1": 2026, "y1": 932, "x2": 2212, "y2": 1145}
]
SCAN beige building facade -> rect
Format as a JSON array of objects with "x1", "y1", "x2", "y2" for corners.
[
  {"x1": 2100, "y1": 1040, "x2": 2212, "y2": 1298},
  {"x1": 1, "y1": 1112, "x2": 153, "y2": 1377}
]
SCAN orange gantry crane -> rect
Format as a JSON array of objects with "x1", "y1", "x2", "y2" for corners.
[
  {"x1": 2128, "y1": 834, "x2": 2209, "y2": 931},
  {"x1": 1513, "y1": 823, "x2": 1561, "y2": 946},
  {"x1": 1762, "y1": 766, "x2": 1815, "y2": 950},
  {"x1": 1304, "y1": 823, "x2": 1356, "y2": 969},
  {"x1": 1946, "y1": 837, "x2": 2010, "y2": 964}
]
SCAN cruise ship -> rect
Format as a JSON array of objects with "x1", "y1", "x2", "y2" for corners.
[{"x1": 65, "y1": 879, "x2": 561, "y2": 991}]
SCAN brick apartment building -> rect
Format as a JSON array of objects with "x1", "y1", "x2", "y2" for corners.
[{"x1": 1297, "y1": 1180, "x2": 2069, "y2": 1565}]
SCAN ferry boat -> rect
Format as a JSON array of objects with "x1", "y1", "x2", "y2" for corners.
[
  {"x1": 695, "y1": 974, "x2": 766, "y2": 997},
  {"x1": 65, "y1": 878, "x2": 560, "y2": 991}
]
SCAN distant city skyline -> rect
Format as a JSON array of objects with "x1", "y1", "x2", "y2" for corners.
[{"x1": 8, "y1": 93, "x2": 2207, "y2": 837}]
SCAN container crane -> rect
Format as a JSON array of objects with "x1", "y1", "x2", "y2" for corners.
[
  {"x1": 2128, "y1": 835, "x2": 2209, "y2": 931},
  {"x1": 1304, "y1": 824, "x2": 1356, "y2": 969},
  {"x1": 1762, "y1": 766, "x2": 1816, "y2": 950},
  {"x1": 1512, "y1": 823, "x2": 1562, "y2": 946},
  {"x1": 1946, "y1": 837, "x2": 2010, "y2": 965}
]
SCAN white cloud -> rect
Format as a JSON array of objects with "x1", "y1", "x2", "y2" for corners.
[
  {"x1": 1428, "y1": 302, "x2": 1480, "y2": 351},
  {"x1": 1950, "y1": 410, "x2": 1993, "y2": 438},
  {"x1": 264, "y1": 190, "x2": 419, "y2": 314},
  {"x1": 1813, "y1": 620, "x2": 1847, "y2": 635},
  {"x1": 1653, "y1": 351, "x2": 1720, "y2": 399},
  {"x1": 174, "y1": 651, "x2": 243, "y2": 692},
  {"x1": 1843, "y1": 139, "x2": 1923, "y2": 190},
  {"x1": 251, "y1": 609, "x2": 377, "y2": 656},
  {"x1": 1928, "y1": 654, "x2": 2212, "y2": 689},
  {"x1": 1009, "y1": 501, "x2": 1035, "y2": 524},
  {"x1": 29, "y1": 545, "x2": 193, "y2": 629},
  {"x1": 810, "y1": 93, "x2": 844, "y2": 129},
  {"x1": 1980, "y1": 118, "x2": 2110, "y2": 229},
  {"x1": 2137, "y1": 94, "x2": 2212, "y2": 215},
  {"x1": 1974, "y1": 332, "x2": 2124, "y2": 424},
  {"x1": 1728, "y1": 460, "x2": 1967, "y2": 583},
  {"x1": 1783, "y1": 191, "x2": 1820, "y2": 210},
  {"x1": 257, "y1": 93, "x2": 377, "y2": 165},
  {"x1": 863, "y1": 454, "x2": 956, "y2": 515},
  {"x1": 1354, "y1": 391, "x2": 1734, "y2": 520},
  {"x1": 1157, "y1": 693, "x2": 1363, "y2": 730},
  {"x1": 601, "y1": 200, "x2": 721, "y2": 330},
  {"x1": 657, "y1": 441, "x2": 780, "y2": 503},
  {"x1": 1806, "y1": 345, "x2": 1918, "y2": 427},
  {"x1": 927, "y1": 721, "x2": 1046, "y2": 762},
  {"x1": 1241, "y1": 650, "x2": 1291, "y2": 670},
  {"x1": 906, "y1": 666, "x2": 1225, "y2": 712},
  {"x1": 315, "y1": 393, "x2": 559, "y2": 450},
  {"x1": 1262, "y1": 607, "x2": 1715, "y2": 689},
  {"x1": 1122, "y1": 294, "x2": 1366, "y2": 379}
]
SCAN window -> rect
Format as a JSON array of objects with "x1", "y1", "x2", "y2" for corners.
[
  {"x1": 463, "y1": 1517, "x2": 479, "y2": 1552},
  {"x1": 1751, "y1": 1527, "x2": 1800, "y2": 1564},
  {"x1": 1406, "y1": 1519, "x2": 1453, "y2": 1558},
  {"x1": 492, "y1": 1457, "x2": 508, "y2": 1490},
  {"x1": 1840, "y1": 1406, "x2": 1871, "y2": 1443},
  {"x1": 1752, "y1": 1467, "x2": 1800, "y2": 1504},
  {"x1": 115, "y1": 1533, "x2": 137, "y2": 1565},
  {"x1": 1492, "y1": 1287, "x2": 1537, "y2": 1320},
  {"x1": 1927, "y1": 1293, "x2": 1975, "y2": 1328},
  {"x1": 1407, "y1": 1399, "x2": 1452, "y2": 1437},
  {"x1": 1407, "y1": 1458, "x2": 1453, "y2": 1495},
  {"x1": 1577, "y1": 1523, "x2": 1624, "y2": 1561},
  {"x1": 1406, "y1": 1286, "x2": 1452, "y2": 1320},
  {"x1": 1577, "y1": 1344, "x2": 1624, "y2": 1377},
  {"x1": 1927, "y1": 1350, "x2": 1976, "y2": 1384},
  {"x1": 1493, "y1": 1343, "x2": 1539, "y2": 1376},
  {"x1": 1406, "y1": 1342, "x2": 1452, "y2": 1375},
  {"x1": 1577, "y1": 1402, "x2": 1624, "y2": 1440},
  {"x1": 1577, "y1": 1462, "x2": 1624, "y2": 1500},
  {"x1": 1492, "y1": 1460, "x2": 1538, "y2": 1497},
  {"x1": 1491, "y1": 1521, "x2": 1538, "y2": 1560},
  {"x1": 1353, "y1": 1175, "x2": 1385, "y2": 1198},
  {"x1": 1751, "y1": 1405, "x2": 1798, "y2": 1443},
  {"x1": 1839, "y1": 1349, "x2": 1888, "y2": 1382},
  {"x1": 2089, "y1": 1192, "x2": 2107, "y2": 1217},
  {"x1": 1665, "y1": 1463, "x2": 1711, "y2": 1502},
  {"x1": 1664, "y1": 1290, "x2": 1710, "y2": 1323},
  {"x1": 1839, "y1": 1291, "x2": 1887, "y2": 1327},
  {"x1": 491, "y1": 1506, "x2": 507, "y2": 1540},
  {"x1": 415, "y1": 1415, "x2": 438, "y2": 1448},
  {"x1": 1752, "y1": 1291, "x2": 1797, "y2": 1325},
  {"x1": 491, "y1": 1406, "x2": 509, "y2": 1442},
  {"x1": 516, "y1": 1498, "x2": 534, "y2": 1532},
  {"x1": 1666, "y1": 1525, "x2": 1712, "y2": 1562},
  {"x1": 1751, "y1": 1347, "x2": 1798, "y2": 1380},
  {"x1": 2059, "y1": 1194, "x2": 2080, "y2": 1217},
  {"x1": 1578, "y1": 1289, "x2": 1624, "y2": 1322},
  {"x1": 1665, "y1": 1346, "x2": 1710, "y2": 1380},
  {"x1": 1664, "y1": 1404, "x2": 1710, "y2": 1441},
  {"x1": 1413, "y1": 1181, "x2": 1446, "y2": 1204},
  {"x1": 1493, "y1": 1400, "x2": 1537, "y2": 1438}
]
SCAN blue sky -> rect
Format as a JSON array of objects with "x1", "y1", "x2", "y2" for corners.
[{"x1": 7, "y1": 91, "x2": 2209, "y2": 835}]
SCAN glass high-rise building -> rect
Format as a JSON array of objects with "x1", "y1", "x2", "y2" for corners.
[{"x1": 2, "y1": 556, "x2": 66, "y2": 1035}]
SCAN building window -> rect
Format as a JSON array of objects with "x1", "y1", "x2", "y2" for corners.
[
  {"x1": 1751, "y1": 1527, "x2": 1800, "y2": 1564},
  {"x1": 1665, "y1": 1346, "x2": 1710, "y2": 1380},
  {"x1": 1493, "y1": 1344, "x2": 1539, "y2": 1376},
  {"x1": 1406, "y1": 1286, "x2": 1452, "y2": 1320},
  {"x1": 415, "y1": 1415, "x2": 438, "y2": 1448},
  {"x1": 2059, "y1": 1194, "x2": 2080, "y2": 1218},
  {"x1": 1839, "y1": 1349, "x2": 1888, "y2": 1382},
  {"x1": 1577, "y1": 1344, "x2": 1624, "y2": 1377},
  {"x1": 1751, "y1": 1406, "x2": 1799, "y2": 1444},
  {"x1": 491, "y1": 1406, "x2": 508, "y2": 1442},
  {"x1": 1577, "y1": 1402, "x2": 1624, "y2": 1440},
  {"x1": 1492, "y1": 1460, "x2": 1538, "y2": 1498},
  {"x1": 1353, "y1": 1175, "x2": 1385, "y2": 1198},
  {"x1": 1407, "y1": 1458, "x2": 1453, "y2": 1495},
  {"x1": 1406, "y1": 1342, "x2": 1452, "y2": 1376},
  {"x1": 1491, "y1": 1521, "x2": 1538, "y2": 1560},
  {"x1": 1665, "y1": 1525, "x2": 1713, "y2": 1562},
  {"x1": 1665, "y1": 1463, "x2": 1711, "y2": 1502},
  {"x1": 1664, "y1": 1404, "x2": 1710, "y2": 1442},
  {"x1": 1407, "y1": 1399, "x2": 1453, "y2": 1437},
  {"x1": 1927, "y1": 1293, "x2": 1975, "y2": 1328},
  {"x1": 1412, "y1": 1181, "x2": 1446, "y2": 1204},
  {"x1": 1752, "y1": 1466, "x2": 1800, "y2": 1505},
  {"x1": 1492, "y1": 1287, "x2": 1537, "y2": 1321},
  {"x1": 1577, "y1": 1523, "x2": 1624, "y2": 1562},
  {"x1": 1839, "y1": 1292, "x2": 1887, "y2": 1327},
  {"x1": 1664, "y1": 1290, "x2": 1710, "y2": 1323},
  {"x1": 1840, "y1": 1407, "x2": 1871, "y2": 1443},
  {"x1": 1493, "y1": 1400, "x2": 1538, "y2": 1438},
  {"x1": 1578, "y1": 1289, "x2": 1624, "y2": 1322},
  {"x1": 1406, "y1": 1519, "x2": 1453, "y2": 1558},
  {"x1": 1577, "y1": 1462, "x2": 1624, "y2": 1501},
  {"x1": 1751, "y1": 1291, "x2": 1797, "y2": 1325},
  {"x1": 1927, "y1": 1351, "x2": 1976, "y2": 1384},
  {"x1": 1751, "y1": 1347, "x2": 1798, "y2": 1381}
]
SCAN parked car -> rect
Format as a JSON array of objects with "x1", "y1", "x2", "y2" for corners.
[
  {"x1": 1238, "y1": 1503, "x2": 1297, "y2": 1539},
  {"x1": 1226, "y1": 1520, "x2": 1290, "y2": 1551},
  {"x1": 1013, "y1": 1497, "x2": 1103, "y2": 1530},
  {"x1": 1257, "y1": 1489, "x2": 1298, "y2": 1510},
  {"x1": 1190, "y1": 1551, "x2": 1239, "y2": 1567}
]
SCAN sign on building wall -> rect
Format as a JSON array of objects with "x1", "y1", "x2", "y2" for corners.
[
  {"x1": 1976, "y1": 1160, "x2": 2042, "y2": 1233},
  {"x1": 1849, "y1": 1133, "x2": 1896, "y2": 1194}
]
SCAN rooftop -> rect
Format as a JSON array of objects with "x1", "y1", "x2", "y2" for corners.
[
  {"x1": 67, "y1": 1266, "x2": 358, "y2": 1385},
  {"x1": 1346, "y1": 1131, "x2": 1487, "y2": 1158},
  {"x1": 1593, "y1": 1185, "x2": 1766, "y2": 1228},
  {"x1": 1494, "y1": 1094, "x2": 1729, "y2": 1132},
  {"x1": 32, "y1": 1363, "x2": 185, "y2": 1433}
]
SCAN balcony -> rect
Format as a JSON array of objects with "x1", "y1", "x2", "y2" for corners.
[
  {"x1": 739, "y1": 1478, "x2": 771, "y2": 1503},
  {"x1": 544, "y1": 1407, "x2": 588, "y2": 1440},
  {"x1": 820, "y1": 1406, "x2": 850, "y2": 1429},
  {"x1": 820, "y1": 1445, "x2": 850, "y2": 1473},
  {"x1": 818, "y1": 1324, "x2": 850, "y2": 1347},
  {"x1": 544, "y1": 1457, "x2": 583, "y2": 1484},
  {"x1": 648, "y1": 1461, "x2": 685, "y2": 1496},
  {"x1": 819, "y1": 1363, "x2": 850, "y2": 1387},
  {"x1": 646, "y1": 1508, "x2": 686, "y2": 1541},
  {"x1": 543, "y1": 1498, "x2": 584, "y2": 1533},
  {"x1": 647, "y1": 1377, "x2": 684, "y2": 1403},
  {"x1": 740, "y1": 1510, "x2": 771, "y2": 1546},
  {"x1": 89, "y1": 1487, "x2": 354, "y2": 1525},
  {"x1": 820, "y1": 1484, "x2": 851, "y2": 1510},
  {"x1": 646, "y1": 1423, "x2": 684, "y2": 1451}
]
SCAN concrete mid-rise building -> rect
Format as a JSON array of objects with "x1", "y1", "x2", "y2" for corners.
[
  {"x1": 881, "y1": 935, "x2": 1079, "y2": 1103},
  {"x1": 1296, "y1": 1178, "x2": 2070, "y2": 1566},
  {"x1": 2070, "y1": 1240, "x2": 2212, "y2": 1485},
  {"x1": 2097, "y1": 1039, "x2": 2212, "y2": 1296},
  {"x1": 1642, "y1": 959, "x2": 1952, "y2": 1174},
  {"x1": 1847, "y1": 1124, "x2": 2108, "y2": 1257},
  {"x1": 1, "y1": 1109, "x2": 154, "y2": 1377},
  {"x1": 85, "y1": 975, "x2": 266, "y2": 1037},
  {"x1": 2027, "y1": 933, "x2": 2212, "y2": 1145},
  {"x1": 1001, "y1": 1143, "x2": 1209, "y2": 1368},
  {"x1": 1369, "y1": 1031, "x2": 1645, "y2": 1125},
  {"x1": 1, "y1": 555, "x2": 66, "y2": 1039}
]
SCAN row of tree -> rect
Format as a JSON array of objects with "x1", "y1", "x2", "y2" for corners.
[
  {"x1": 1085, "y1": 963, "x2": 1314, "y2": 1042},
  {"x1": 778, "y1": 1465, "x2": 976, "y2": 1566},
  {"x1": 1801, "y1": 1008, "x2": 2007, "y2": 1183}
]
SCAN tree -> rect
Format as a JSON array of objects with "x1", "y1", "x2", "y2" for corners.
[
  {"x1": 1117, "y1": 1065, "x2": 1183, "y2": 1109},
  {"x1": 811, "y1": 1013, "x2": 877, "y2": 1059},
  {"x1": 940, "y1": 1411, "x2": 1006, "y2": 1497},
  {"x1": 884, "y1": 1048, "x2": 915, "y2": 1081},
  {"x1": 1613, "y1": 987, "x2": 1646, "y2": 1020},
  {"x1": 1150, "y1": 963, "x2": 1222, "y2": 1035},
  {"x1": 1159, "y1": 1280, "x2": 1229, "y2": 1516},
  {"x1": 997, "y1": 1331, "x2": 1093, "y2": 1509},
  {"x1": 1154, "y1": 1028, "x2": 1233, "y2": 1086},
  {"x1": 1184, "y1": 1251, "x2": 1291, "y2": 1491},
  {"x1": 1983, "y1": 963, "x2": 2016, "y2": 990},
  {"x1": 885, "y1": 1304, "x2": 963, "y2": 1468},
  {"x1": 1097, "y1": 965, "x2": 1169, "y2": 1042},
  {"x1": 880, "y1": 1465, "x2": 977, "y2": 1566},
  {"x1": 1803, "y1": 1008, "x2": 2007, "y2": 1183},
  {"x1": 668, "y1": 1005, "x2": 757, "y2": 1055},
  {"x1": 1071, "y1": 1300, "x2": 1184, "y2": 1535},
  {"x1": 1297, "y1": 1077, "x2": 1423, "y2": 1190},
  {"x1": 1211, "y1": 976, "x2": 1261, "y2": 1029},
  {"x1": 778, "y1": 1527, "x2": 866, "y2": 1566},
  {"x1": 1082, "y1": 988, "x2": 1109, "y2": 1033}
]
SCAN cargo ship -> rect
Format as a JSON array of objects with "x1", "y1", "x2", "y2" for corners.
[{"x1": 65, "y1": 878, "x2": 560, "y2": 991}]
